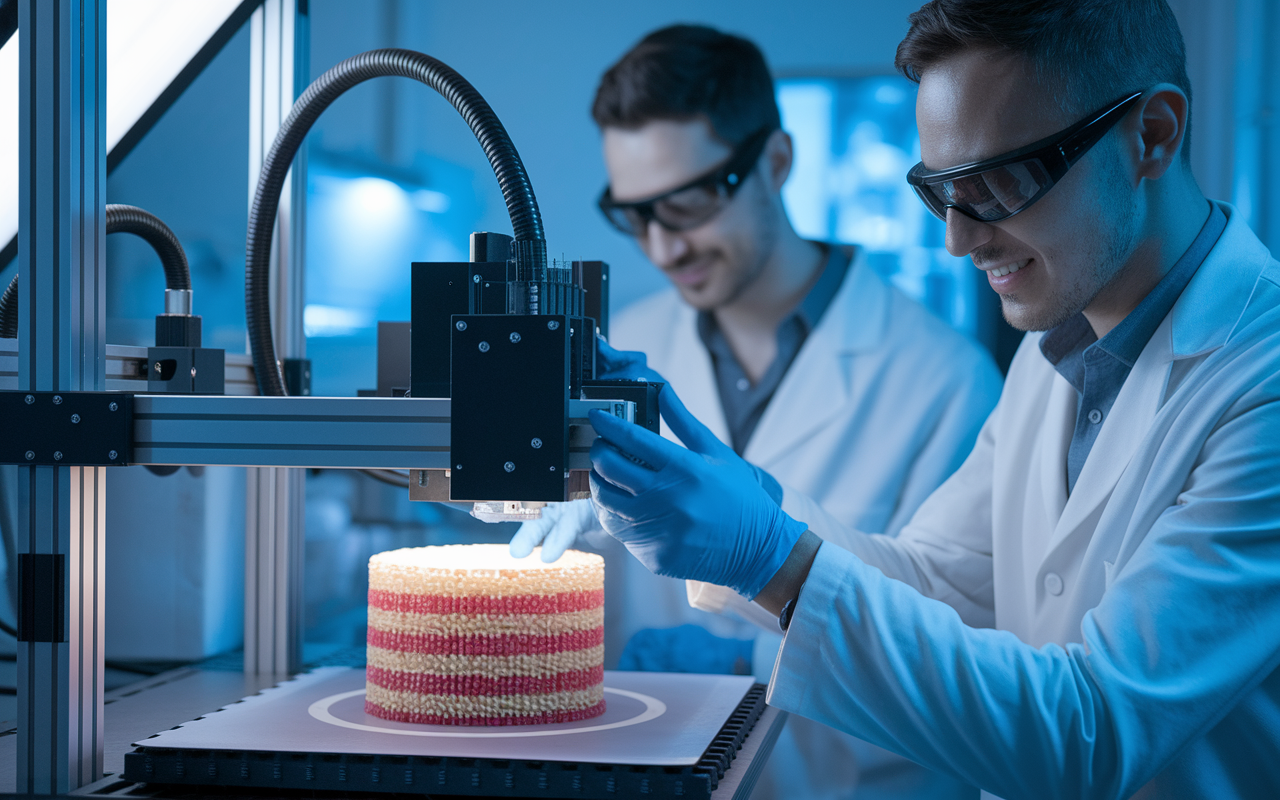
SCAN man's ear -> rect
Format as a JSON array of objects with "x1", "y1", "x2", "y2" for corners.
[
  {"x1": 764, "y1": 129, "x2": 794, "y2": 191},
  {"x1": 1129, "y1": 84, "x2": 1190, "y2": 182}
]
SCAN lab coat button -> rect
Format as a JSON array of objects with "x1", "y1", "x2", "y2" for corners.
[
  {"x1": 736, "y1": 378, "x2": 750, "y2": 392},
  {"x1": 1044, "y1": 572, "x2": 1064, "y2": 596},
  {"x1": 1088, "y1": 409, "x2": 1103, "y2": 424}
]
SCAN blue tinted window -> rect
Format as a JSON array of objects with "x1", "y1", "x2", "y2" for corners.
[{"x1": 778, "y1": 76, "x2": 979, "y2": 338}]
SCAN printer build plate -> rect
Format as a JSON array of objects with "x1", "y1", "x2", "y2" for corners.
[{"x1": 123, "y1": 667, "x2": 770, "y2": 798}]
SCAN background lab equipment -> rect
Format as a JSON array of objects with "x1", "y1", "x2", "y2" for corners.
[{"x1": 0, "y1": 3, "x2": 784, "y2": 797}]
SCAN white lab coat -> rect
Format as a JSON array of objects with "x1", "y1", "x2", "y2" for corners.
[
  {"x1": 705, "y1": 205, "x2": 1280, "y2": 799},
  {"x1": 603, "y1": 246, "x2": 1003, "y2": 800}
]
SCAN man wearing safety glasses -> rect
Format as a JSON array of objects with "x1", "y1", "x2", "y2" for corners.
[
  {"x1": 512, "y1": 23, "x2": 1000, "y2": 800},
  {"x1": 573, "y1": 1, "x2": 1280, "y2": 798}
]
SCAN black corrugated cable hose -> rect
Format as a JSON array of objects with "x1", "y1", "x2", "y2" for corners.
[
  {"x1": 106, "y1": 203, "x2": 192, "y2": 291},
  {"x1": 245, "y1": 48, "x2": 547, "y2": 398},
  {"x1": 0, "y1": 274, "x2": 16, "y2": 338},
  {"x1": 0, "y1": 204, "x2": 191, "y2": 338},
  {"x1": 244, "y1": 49, "x2": 546, "y2": 491}
]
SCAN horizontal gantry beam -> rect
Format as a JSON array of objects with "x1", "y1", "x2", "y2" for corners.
[{"x1": 132, "y1": 395, "x2": 616, "y2": 470}]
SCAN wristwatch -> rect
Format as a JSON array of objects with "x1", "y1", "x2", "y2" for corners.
[{"x1": 778, "y1": 581, "x2": 806, "y2": 632}]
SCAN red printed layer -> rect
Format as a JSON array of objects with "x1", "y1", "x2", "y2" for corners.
[
  {"x1": 367, "y1": 626, "x2": 604, "y2": 656},
  {"x1": 367, "y1": 588, "x2": 603, "y2": 616},
  {"x1": 365, "y1": 698, "x2": 606, "y2": 726},
  {"x1": 366, "y1": 664, "x2": 603, "y2": 697}
]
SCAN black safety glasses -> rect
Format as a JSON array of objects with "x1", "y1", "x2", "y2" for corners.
[
  {"x1": 598, "y1": 127, "x2": 775, "y2": 237},
  {"x1": 907, "y1": 90, "x2": 1145, "y2": 223}
]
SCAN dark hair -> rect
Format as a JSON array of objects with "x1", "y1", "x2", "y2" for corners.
[
  {"x1": 895, "y1": 0, "x2": 1192, "y2": 159},
  {"x1": 592, "y1": 24, "x2": 781, "y2": 146}
]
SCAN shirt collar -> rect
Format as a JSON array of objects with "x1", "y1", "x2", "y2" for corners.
[
  {"x1": 697, "y1": 242, "x2": 850, "y2": 344},
  {"x1": 1041, "y1": 201, "x2": 1227, "y2": 371},
  {"x1": 794, "y1": 243, "x2": 848, "y2": 331}
]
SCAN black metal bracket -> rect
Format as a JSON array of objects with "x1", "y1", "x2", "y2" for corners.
[
  {"x1": 146, "y1": 347, "x2": 226, "y2": 394},
  {"x1": 18, "y1": 554, "x2": 66, "y2": 643},
  {"x1": 449, "y1": 314, "x2": 570, "y2": 502},
  {"x1": 0, "y1": 391, "x2": 133, "y2": 466},
  {"x1": 283, "y1": 357, "x2": 312, "y2": 396}
]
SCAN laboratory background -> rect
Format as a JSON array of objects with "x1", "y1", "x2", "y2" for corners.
[{"x1": 0, "y1": 0, "x2": 1276, "y2": 794}]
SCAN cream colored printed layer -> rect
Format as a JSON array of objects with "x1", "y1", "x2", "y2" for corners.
[
  {"x1": 365, "y1": 544, "x2": 606, "y2": 726},
  {"x1": 365, "y1": 683, "x2": 606, "y2": 726},
  {"x1": 367, "y1": 606, "x2": 604, "y2": 638},
  {"x1": 368, "y1": 545, "x2": 603, "y2": 599},
  {"x1": 366, "y1": 644, "x2": 606, "y2": 678}
]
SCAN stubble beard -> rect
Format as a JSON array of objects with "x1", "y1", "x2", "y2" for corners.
[
  {"x1": 715, "y1": 185, "x2": 782, "y2": 311},
  {"x1": 999, "y1": 202, "x2": 1138, "y2": 333}
]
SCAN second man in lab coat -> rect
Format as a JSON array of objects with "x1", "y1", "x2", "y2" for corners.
[{"x1": 513, "y1": 25, "x2": 1001, "y2": 799}]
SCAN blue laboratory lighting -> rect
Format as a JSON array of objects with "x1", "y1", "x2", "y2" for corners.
[
  {"x1": 778, "y1": 75, "x2": 979, "y2": 337},
  {"x1": 303, "y1": 155, "x2": 476, "y2": 397}
]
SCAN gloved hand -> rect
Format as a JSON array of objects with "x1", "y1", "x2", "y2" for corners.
[
  {"x1": 596, "y1": 337, "x2": 666, "y2": 384},
  {"x1": 588, "y1": 385, "x2": 808, "y2": 599},
  {"x1": 596, "y1": 337, "x2": 783, "y2": 504},
  {"x1": 508, "y1": 498, "x2": 599, "y2": 562},
  {"x1": 618, "y1": 625, "x2": 754, "y2": 675}
]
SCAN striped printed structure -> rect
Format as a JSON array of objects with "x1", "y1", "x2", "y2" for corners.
[{"x1": 365, "y1": 544, "x2": 606, "y2": 726}]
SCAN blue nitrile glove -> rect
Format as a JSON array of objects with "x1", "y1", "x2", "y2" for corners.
[
  {"x1": 588, "y1": 385, "x2": 808, "y2": 599},
  {"x1": 618, "y1": 625, "x2": 754, "y2": 675},
  {"x1": 596, "y1": 337, "x2": 665, "y2": 384},
  {"x1": 509, "y1": 498, "x2": 599, "y2": 562},
  {"x1": 595, "y1": 337, "x2": 784, "y2": 505}
]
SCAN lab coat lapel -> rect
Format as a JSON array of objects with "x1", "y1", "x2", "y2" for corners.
[
  {"x1": 1035, "y1": 377, "x2": 1074, "y2": 535},
  {"x1": 1043, "y1": 320, "x2": 1171, "y2": 560},
  {"x1": 745, "y1": 249, "x2": 883, "y2": 468},
  {"x1": 1040, "y1": 204, "x2": 1262, "y2": 561}
]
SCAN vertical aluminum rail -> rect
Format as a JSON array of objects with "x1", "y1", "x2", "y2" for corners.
[
  {"x1": 15, "y1": 0, "x2": 108, "y2": 792},
  {"x1": 244, "y1": 0, "x2": 309, "y2": 677}
]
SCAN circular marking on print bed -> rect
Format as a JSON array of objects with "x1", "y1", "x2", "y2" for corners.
[{"x1": 308, "y1": 686, "x2": 665, "y2": 737}]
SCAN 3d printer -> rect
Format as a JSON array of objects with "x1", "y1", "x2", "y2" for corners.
[{"x1": 236, "y1": 48, "x2": 660, "y2": 522}]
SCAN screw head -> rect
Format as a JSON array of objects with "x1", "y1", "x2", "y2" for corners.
[
  {"x1": 53, "y1": 451, "x2": 63, "y2": 461},
  {"x1": 547, "y1": 320, "x2": 560, "y2": 331},
  {"x1": 455, "y1": 464, "x2": 463, "y2": 470},
  {"x1": 52, "y1": 395, "x2": 62, "y2": 405},
  {"x1": 24, "y1": 394, "x2": 33, "y2": 405},
  {"x1": 109, "y1": 401, "x2": 119, "y2": 412},
  {"x1": 473, "y1": 274, "x2": 481, "y2": 283},
  {"x1": 550, "y1": 466, "x2": 556, "y2": 471},
  {"x1": 455, "y1": 320, "x2": 467, "y2": 331},
  {"x1": 24, "y1": 451, "x2": 34, "y2": 461},
  {"x1": 478, "y1": 341, "x2": 490, "y2": 353},
  {"x1": 503, "y1": 461, "x2": 516, "y2": 473},
  {"x1": 509, "y1": 332, "x2": 522, "y2": 344},
  {"x1": 190, "y1": 367, "x2": 197, "y2": 378},
  {"x1": 531, "y1": 438, "x2": 543, "y2": 449},
  {"x1": 70, "y1": 414, "x2": 80, "y2": 424},
  {"x1": 108, "y1": 450, "x2": 118, "y2": 460},
  {"x1": 154, "y1": 361, "x2": 162, "y2": 372}
]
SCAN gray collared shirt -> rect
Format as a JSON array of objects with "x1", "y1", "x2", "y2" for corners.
[
  {"x1": 1040, "y1": 201, "x2": 1227, "y2": 493},
  {"x1": 697, "y1": 243, "x2": 851, "y2": 455}
]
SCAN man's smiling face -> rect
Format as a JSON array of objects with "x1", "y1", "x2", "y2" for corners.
[
  {"x1": 917, "y1": 50, "x2": 1139, "y2": 332},
  {"x1": 602, "y1": 118, "x2": 779, "y2": 312}
]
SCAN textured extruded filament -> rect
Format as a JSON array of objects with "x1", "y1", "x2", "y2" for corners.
[{"x1": 365, "y1": 544, "x2": 606, "y2": 725}]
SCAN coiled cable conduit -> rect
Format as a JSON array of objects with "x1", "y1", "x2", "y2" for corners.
[
  {"x1": 246, "y1": 49, "x2": 547, "y2": 489},
  {"x1": 0, "y1": 204, "x2": 190, "y2": 338},
  {"x1": 245, "y1": 48, "x2": 547, "y2": 397}
]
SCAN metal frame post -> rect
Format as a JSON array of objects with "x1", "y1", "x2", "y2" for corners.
[
  {"x1": 15, "y1": 0, "x2": 107, "y2": 792},
  {"x1": 244, "y1": 0, "x2": 309, "y2": 677}
]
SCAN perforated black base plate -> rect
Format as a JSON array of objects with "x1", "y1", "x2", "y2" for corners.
[{"x1": 122, "y1": 674, "x2": 768, "y2": 799}]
